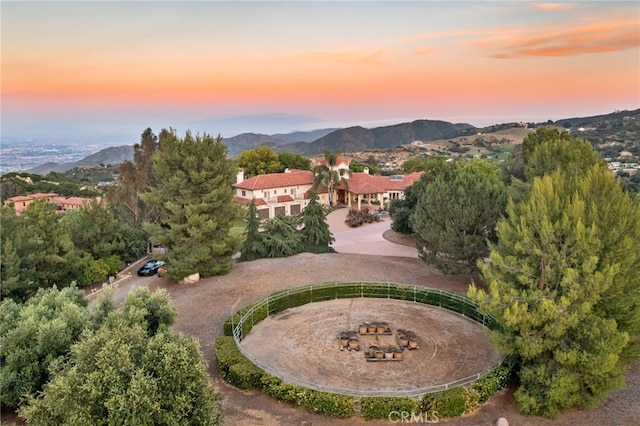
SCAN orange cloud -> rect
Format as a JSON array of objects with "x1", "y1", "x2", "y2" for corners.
[
  {"x1": 531, "y1": 3, "x2": 575, "y2": 12},
  {"x1": 472, "y1": 19, "x2": 640, "y2": 58},
  {"x1": 413, "y1": 48, "x2": 437, "y2": 56}
]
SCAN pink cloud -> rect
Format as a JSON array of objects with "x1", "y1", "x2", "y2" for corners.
[{"x1": 472, "y1": 20, "x2": 640, "y2": 58}]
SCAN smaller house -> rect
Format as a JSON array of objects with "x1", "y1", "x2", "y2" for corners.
[
  {"x1": 3, "y1": 193, "x2": 93, "y2": 215},
  {"x1": 3, "y1": 193, "x2": 58, "y2": 214}
]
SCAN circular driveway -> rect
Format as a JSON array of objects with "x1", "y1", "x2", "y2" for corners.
[{"x1": 327, "y1": 208, "x2": 419, "y2": 258}]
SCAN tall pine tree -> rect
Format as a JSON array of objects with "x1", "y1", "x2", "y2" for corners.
[
  {"x1": 410, "y1": 159, "x2": 507, "y2": 273},
  {"x1": 142, "y1": 130, "x2": 241, "y2": 280},
  {"x1": 239, "y1": 199, "x2": 266, "y2": 261},
  {"x1": 300, "y1": 191, "x2": 334, "y2": 252},
  {"x1": 469, "y1": 164, "x2": 640, "y2": 417}
]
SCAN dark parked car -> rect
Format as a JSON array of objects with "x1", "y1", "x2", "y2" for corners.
[{"x1": 137, "y1": 260, "x2": 166, "y2": 276}]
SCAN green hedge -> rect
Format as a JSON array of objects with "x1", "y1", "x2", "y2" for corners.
[
  {"x1": 214, "y1": 336, "x2": 354, "y2": 417},
  {"x1": 228, "y1": 361, "x2": 264, "y2": 390},
  {"x1": 360, "y1": 397, "x2": 418, "y2": 420},
  {"x1": 419, "y1": 387, "x2": 467, "y2": 418},
  {"x1": 472, "y1": 355, "x2": 516, "y2": 403},
  {"x1": 214, "y1": 337, "x2": 245, "y2": 381},
  {"x1": 260, "y1": 374, "x2": 354, "y2": 418}
]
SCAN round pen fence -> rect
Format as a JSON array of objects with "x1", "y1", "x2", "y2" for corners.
[{"x1": 230, "y1": 281, "x2": 505, "y2": 398}]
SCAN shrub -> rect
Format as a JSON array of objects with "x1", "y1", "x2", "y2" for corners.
[
  {"x1": 464, "y1": 386, "x2": 481, "y2": 414},
  {"x1": 228, "y1": 360, "x2": 265, "y2": 390},
  {"x1": 360, "y1": 397, "x2": 418, "y2": 420},
  {"x1": 419, "y1": 387, "x2": 467, "y2": 418},
  {"x1": 472, "y1": 355, "x2": 516, "y2": 403},
  {"x1": 213, "y1": 336, "x2": 244, "y2": 380},
  {"x1": 344, "y1": 207, "x2": 380, "y2": 227},
  {"x1": 260, "y1": 374, "x2": 354, "y2": 418},
  {"x1": 82, "y1": 258, "x2": 109, "y2": 285},
  {"x1": 103, "y1": 254, "x2": 122, "y2": 275}
]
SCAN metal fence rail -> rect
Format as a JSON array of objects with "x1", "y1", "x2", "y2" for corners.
[{"x1": 231, "y1": 281, "x2": 504, "y2": 399}]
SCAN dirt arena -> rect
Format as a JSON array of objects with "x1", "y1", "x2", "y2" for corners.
[{"x1": 240, "y1": 298, "x2": 502, "y2": 395}]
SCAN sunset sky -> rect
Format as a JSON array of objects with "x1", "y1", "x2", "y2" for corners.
[{"x1": 2, "y1": 1, "x2": 639, "y2": 141}]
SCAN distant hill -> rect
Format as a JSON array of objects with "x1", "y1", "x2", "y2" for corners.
[
  {"x1": 24, "y1": 109, "x2": 639, "y2": 174},
  {"x1": 222, "y1": 128, "x2": 337, "y2": 157},
  {"x1": 272, "y1": 128, "x2": 337, "y2": 142},
  {"x1": 29, "y1": 145, "x2": 134, "y2": 174},
  {"x1": 551, "y1": 109, "x2": 639, "y2": 129},
  {"x1": 290, "y1": 119, "x2": 475, "y2": 155}
]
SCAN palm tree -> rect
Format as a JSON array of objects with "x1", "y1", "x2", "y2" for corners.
[{"x1": 312, "y1": 151, "x2": 348, "y2": 207}]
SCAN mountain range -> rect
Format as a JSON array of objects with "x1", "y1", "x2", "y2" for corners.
[{"x1": 24, "y1": 109, "x2": 640, "y2": 175}]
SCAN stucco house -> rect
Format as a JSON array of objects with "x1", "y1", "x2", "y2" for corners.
[
  {"x1": 232, "y1": 169, "x2": 316, "y2": 219},
  {"x1": 3, "y1": 192, "x2": 93, "y2": 215},
  {"x1": 232, "y1": 157, "x2": 422, "y2": 219}
]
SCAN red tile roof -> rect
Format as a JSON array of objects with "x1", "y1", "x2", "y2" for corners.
[
  {"x1": 276, "y1": 195, "x2": 294, "y2": 203},
  {"x1": 313, "y1": 155, "x2": 351, "y2": 168},
  {"x1": 232, "y1": 196, "x2": 266, "y2": 205},
  {"x1": 233, "y1": 169, "x2": 313, "y2": 190},
  {"x1": 337, "y1": 172, "x2": 422, "y2": 194},
  {"x1": 58, "y1": 197, "x2": 89, "y2": 206}
]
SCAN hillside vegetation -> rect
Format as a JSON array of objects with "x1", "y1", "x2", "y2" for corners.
[{"x1": 13, "y1": 108, "x2": 640, "y2": 182}]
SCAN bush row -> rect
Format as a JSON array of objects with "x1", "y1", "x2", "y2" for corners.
[
  {"x1": 214, "y1": 336, "x2": 263, "y2": 389},
  {"x1": 361, "y1": 356, "x2": 515, "y2": 420},
  {"x1": 214, "y1": 336, "x2": 354, "y2": 417},
  {"x1": 214, "y1": 336, "x2": 516, "y2": 420}
]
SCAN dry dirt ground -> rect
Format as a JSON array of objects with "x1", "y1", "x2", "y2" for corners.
[{"x1": 240, "y1": 298, "x2": 502, "y2": 395}]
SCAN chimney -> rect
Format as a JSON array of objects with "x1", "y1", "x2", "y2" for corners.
[
  {"x1": 364, "y1": 167, "x2": 370, "y2": 174},
  {"x1": 284, "y1": 168, "x2": 291, "y2": 173},
  {"x1": 236, "y1": 169, "x2": 244, "y2": 183}
]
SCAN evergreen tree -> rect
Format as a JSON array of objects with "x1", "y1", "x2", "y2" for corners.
[
  {"x1": 13, "y1": 200, "x2": 82, "y2": 297},
  {"x1": 239, "y1": 199, "x2": 266, "y2": 261},
  {"x1": 122, "y1": 287, "x2": 177, "y2": 336},
  {"x1": 521, "y1": 126, "x2": 573, "y2": 164},
  {"x1": 300, "y1": 191, "x2": 334, "y2": 252},
  {"x1": 390, "y1": 158, "x2": 453, "y2": 234},
  {"x1": 469, "y1": 164, "x2": 640, "y2": 417},
  {"x1": 525, "y1": 135, "x2": 603, "y2": 181},
  {"x1": 62, "y1": 200, "x2": 126, "y2": 260},
  {"x1": 260, "y1": 214, "x2": 304, "y2": 258},
  {"x1": 410, "y1": 159, "x2": 507, "y2": 273},
  {"x1": 142, "y1": 130, "x2": 241, "y2": 280},
  {"x1": 0, "y1": 238, "x2": 22, "y2": 300}
]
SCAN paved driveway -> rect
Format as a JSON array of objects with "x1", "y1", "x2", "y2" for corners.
[{"x1": 327, "y1": 208, "x2": 419, "y2": 258}]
